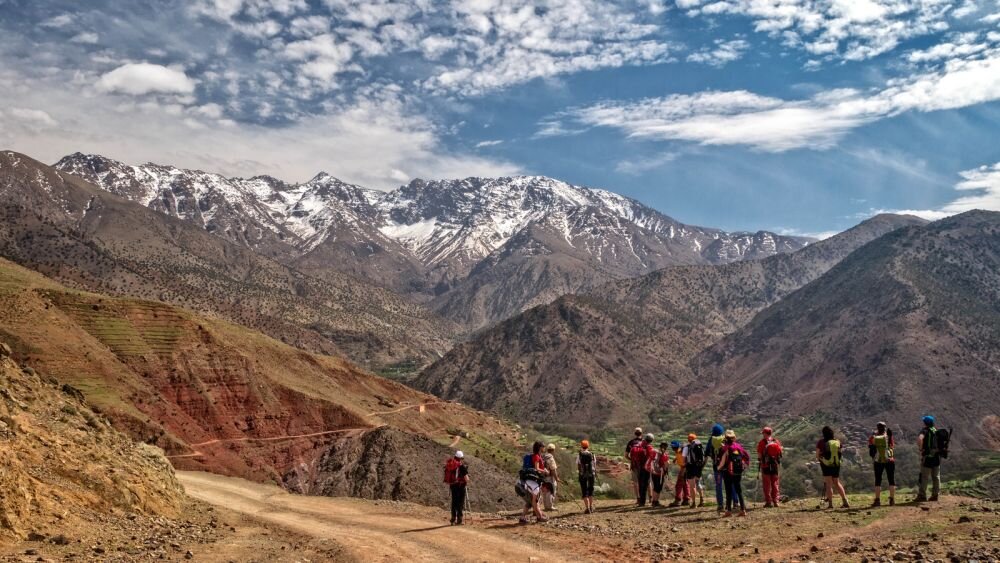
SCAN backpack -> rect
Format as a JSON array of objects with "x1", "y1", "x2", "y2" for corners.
[
  {"x1": 578, "y1": 451, "x2": 595, "y2": 476},
  {"x1": 727, "y1": 445, "x2": 746, "y2": 476},
  {"x1": 519, "y1": 467, "x2": 545, "y2": 484},
  {"x1": 522, "y1": 453, "x2": 534, "y2": 470},
  {"x1": 925, "y1": 427, "x2": 951, "y2": 459},
  {"x1": 821, "y1": 439, "x2": 842, "y2": 467},
  {"x1": 762, "y1": 440, "x2": 782, "y2": 473},
  {"x1": 514, "y1": 480, "x2": 527, "y2": 499},
  {"x1": 444, "y1": 458, "x2": 461, "y2": 484},
  {"x1": 871, "y1": 433, "x2": 893, "y2": 463},
  {"x1": 629, "y1": 443, "x2": 648, "y2": 466},
  {"x1": 687, "y1": 442, "x2": 706, "y2": 469}
]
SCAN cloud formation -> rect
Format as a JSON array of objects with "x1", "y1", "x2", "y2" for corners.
[
  {"x1": 95, "y1": 63, "x2": 197, "y2": 96},
  {"x1": 883, "y1": 162, "x2": 1000, "y2": 220}
]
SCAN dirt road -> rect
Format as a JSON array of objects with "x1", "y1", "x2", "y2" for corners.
[{"x1": 177, "y1": 471, "x2": 570, "y2": 562}]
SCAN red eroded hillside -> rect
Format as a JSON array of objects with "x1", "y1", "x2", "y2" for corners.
[{"x1": 0, "y1": 257, "x2": 517, "y2": 485}]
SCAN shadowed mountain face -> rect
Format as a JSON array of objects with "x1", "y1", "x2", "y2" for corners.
[
  {"x1": 414, "y1": 213, "x2": 928, "y2": 427},
  {"x1": 692, "y1": 210, "x2": 1000, "y2": 447},
  {"x1": 55, "y1": 153, "x2": 811, "y2": 329},
  {"x1": 0, "y1": 151, "x2": 454, "y2": 369}
]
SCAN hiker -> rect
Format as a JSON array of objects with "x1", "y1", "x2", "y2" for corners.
[
  {"x1": 706, "y1": 423, "x2": 729, "y2": 512},
  {"x1": 717, "y1": 430, "x2": 749, "y2": 517},
  {"x1": 444, "y1": 451, "x2": 470, "y2": 525},
  {"x1": 757, "y1": 427, "x2": 783, "y2": 508},
  {"x1": 626, "y1": 427, "x2": 644, "y2": 503},
  {"x1": 518, "y1": 441, "x2": 550, "y2": 524},
  {"x1": 916, "y1": 415, "x2": 948, "y2": 502},
  {"x1": 669, "y1": 440, "x2": 690, "y2": 507},
  {"x1": 577, "y1": 440, "x2": 598, "y2": 514},
  {"x1": 684, "y1": 433, "x2": 706, "y2": 507},
  {"x1": 817, "y1": 426, "x2": 850, "y2": 509},
  {"x1": 542, "y1": 443, "x2": 559, "y2": 511},
  {"x1": 649, "y1": 442, "x2": 669, "y2": 507},
  {"x1": 869, "y1": 421, "x2": 896, "y2": 506},
  {"x1": 636, "y1": 433, "x2": 656, "y2": 507}
]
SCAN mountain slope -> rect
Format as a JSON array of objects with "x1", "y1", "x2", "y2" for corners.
[
  {"x1": 55, "y1": 153, "x2": 811, "y2": 328},
  {"x1": 0, "y1": 347, "x2": 183, "y2": 541},
  {"x1": 691, "y1": 210, "x2": 1000, "y2": 446},
  {"x1": 1, "y1": 151, "x2": 453, "y2": 369},
  {"x1": 415, "y1": 214, "x2": 926, "y2": 426},
  {"x1": 0, "y1": 255, "x2": 519, "y2": 497}
]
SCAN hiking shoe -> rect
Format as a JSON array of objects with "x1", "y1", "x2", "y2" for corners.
[
  {"x1": 536, "y1": 516, "x2": 549, "y2": 523},
  {"x1": 841, "y1": 500, "x2": 851, "y2": 509},
  {"x1": 668, "y1": 501, "x2": 680, "y2": 507},
  {"x1": 929, "y1": 495, "x2": 939, "y2": 502},
  {"x1": 764, "y1": 503, "x2": 773, "y2": 508},
  {"x1": 889, "y1": 497, "x2": 895, "y2": 506},
  {"x1": 699, "y1": 500, "x2": 705, "y2": 507},
  {"x1": 651, "y1": 501, "x2": 661, "y2": 507},
  {"x1": 450, "y1": 518, "x2": 456, "y2": 525},
  {"x1": 871, "y1": 498, "x2": 881, "y2": 507},
  {"x1": 738, "y1": 510, "x2": 748, "y2": 517},
  {"x1": 914, "y1": 495, "x2": 927, "y2": 502},
  {"x1": 722, "y1": 511, "x2": 733, "y2": 518},
  {"x1": 681, "y1": 499, "x2": 690, "y2": 506},
  {"x1": 518, "y1": 518, "x2": 529, "y2": 525}
]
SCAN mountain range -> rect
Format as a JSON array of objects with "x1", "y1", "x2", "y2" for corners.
[
  {"x1": 55, "y1": 153, "x2": 811, "y2": 330},
  {"x1": 414, "y1": 213, "x2": 929, "y2": 427}
]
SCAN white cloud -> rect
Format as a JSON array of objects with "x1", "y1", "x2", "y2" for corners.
[
  {"x1": 70, "y1": 32, "x2": 100, "y2": 44},
  {"x1": 282, "y1": 33, "x2": 355, "y2": 83},
  {"x1": 7, "y1": 108, "x2": 58, "y2": 129},
  {"x1": 676, "y1": 0, "x2": 956, "y2": 62},
  {"x1": 545, "y1": 47, "x2": 1000, "y2": 151},
  {"x1": 39, "y1": 14, "x2": 74, "y2": 28},
  {"x1": 475, "y1": 140, "x2": 503, "y2": 148},
  {"x1": 615, "y1": 152, "x2": 678, "y2": 174},
  {"x1": 875, "y1": 162, "x2": 1000, "y2": 220},
  {"x1": 95, "y1": 63, "x2": 197, "y2": 96},
  {"x1": 686, "y1": 39, "x2": 749, "y2": 66}
]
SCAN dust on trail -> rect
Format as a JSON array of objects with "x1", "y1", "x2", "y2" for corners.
[{"x1": 178, "y1": 471, "x2": 571, "y2": 562}]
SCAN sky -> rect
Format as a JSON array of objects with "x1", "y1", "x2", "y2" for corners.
[{"x1": 1, "y1": 0, "x2": 999, "y2": 236}]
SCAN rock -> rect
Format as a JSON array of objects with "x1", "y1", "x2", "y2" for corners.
[
  {"x1": 185, "y1": 551, "x2": 194, "y2": 559},
  {"x1": 24, "y1": 549, "x2": 38, "y2": 556},
  {"x1": 818, "y1": 532, "x2": 825, "y2": 538},
  {"x1": 957, "y1": 516, "x2": 973, "y2": 523},
  {"x1": 27, "y1": 531, "x2": 47, "y2": 541},
  {"x1": 893, "y1": 551, "x2": 910, "y2": 561},
  {"x1": 0, "y1": 342, "x2": 11, "y2": 357},
  {"x1": 811, "y1": 546, "x2": 820, "y2": 553},
  {"x1": 48, "y1": 535, "x2": 70, "y2": 545},
  {"x1": 92, "y1": 546, "x2": 105, "y2": 554}
]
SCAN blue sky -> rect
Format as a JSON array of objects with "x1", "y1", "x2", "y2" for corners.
[{"x1": 1, "y1": 0, "x2": 999, "y2": 236}]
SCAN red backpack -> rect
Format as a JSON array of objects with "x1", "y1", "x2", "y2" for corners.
[
  {"x1": 443, "y1": 458, "x2": 461, "y2": 484},
  {"x1": 629, "y1": 442, "x2": 648, "y2": 466}
]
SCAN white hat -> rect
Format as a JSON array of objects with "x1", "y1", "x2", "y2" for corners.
[{"x1": 455, "y1": 450, "x2": 464, "y2": 459}]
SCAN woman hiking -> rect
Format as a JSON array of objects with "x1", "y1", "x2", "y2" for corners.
[
  {"x1": 817, "y1": 426, "x2": 850, "y2": 509},
  {"x1": 649, "y1": 442, "x2": 669, "y2": 507},
  {"x1": 868, "y1": 422, "x2": 896, "y2": 507},
  {"x1": 519, "y1": 441, "x2": 550, "y2": 524},
  {"x1": 444, "y1": 451, "x2": 470, "y2": 525},
  {"x1": 668, "y1": 440, "x2": 690, "y2": 507},
  {"x1": 684, "y1": 433, "x2": 706, "y2": 508},
  {"x1": 576, "y1": 440, "x2": 598, "y2": 514},
  {"x1": 706, "y1": 423, "x2": 729, "y2": 513},
  {"x1": 756, "y1": 427, "x2": 783, "y2": 508},
  {"x1": 717, "y1": 430, "x2": 749, "y2": 517}
]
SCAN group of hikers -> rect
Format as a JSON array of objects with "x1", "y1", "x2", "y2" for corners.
[{"x1": 444, "y1": 415, "x2": 949, "y2": 525}]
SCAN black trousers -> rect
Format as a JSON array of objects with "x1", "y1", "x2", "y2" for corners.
[
  {"x1": 722, "y1": 473, "x2": 745, "y2": 512},
  {"x1": 450, "y1": 484, "x2": 466, "y2": 521},
  {"x1": 638, "y1": 469, "x2": 651, "y2": 506}
]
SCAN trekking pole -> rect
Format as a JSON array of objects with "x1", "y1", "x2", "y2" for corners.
[{"x1": 466, "y1": 485, "x2": 472, "y2": 513}]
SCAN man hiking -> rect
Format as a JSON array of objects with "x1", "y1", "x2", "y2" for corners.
[
  {"x1": 684, "y1": 433, "x2": 706, "y2": 507},
  {"x1": 706, "y1": 423, "x2": 729, "y2": 513},
  {"x1": 756, "y1": 427, "x2": 783, "y2": 508},
  {"x1": 636, "y1": 433, "x2": 656, "y2": 507},
  {"x1": 717, "y1": 430, "x2": 749, "y2": 517},
  {"x1": 576, "y1": 440, "x2": 598, "y2": 514},
  {"x1": 869, "y1": 421, "x2": 896, "y2": 506},
  {"x1": 542, "y1": 443, "x2": 559, "y2": 511},
  {"x1": 626, "y1": 427, "x2": 644, "y2": 504},
  {"x1": 444, "y1": 451, "x2": 470, "y2": 525},
  {"x1": 649, "y1": 442, "x2": 669, "y2": 507},
  {"x1": 817, "y1": 426, "x2": 850, "y2": 509},
  {"x1": 668, "y1": 440, "x2": 690, "y2": 507},
  {"x1": 916, "y1": 415, "x2": 949, "y2": 502}
]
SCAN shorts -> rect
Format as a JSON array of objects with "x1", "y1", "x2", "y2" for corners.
[
  {"x1": 579, "y1": 474, "x2": 595, "y2": 497},
  {"x1": 522, "y1": 481, "x2": 541, "y2": 508},
  {"x1": 874, "y1": 461, "x2": 895, "y2": 487},
  {"x1": 651, "y1": 473, "x2": 663, "y2": 493},
  {"x1": 685, "y1": 465, "x2": 704, "y2": 480},
  {"x1": 820, "y1": 464, "x2": 841, "y2": 478}
]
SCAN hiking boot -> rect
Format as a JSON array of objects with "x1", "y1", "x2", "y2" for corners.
[
  {"x1": 450, "y1": 518, "x2": 456, "y2": 525},
  {"x1": 825, "y1": 500, "x2": 834, "y2": 510},
  {"x1": 722, "y1": 511, "x2": 733, "y2": 518},
  {"x1": 871, "y1": 498, "x2": 881, "y2": 507},
  {"x1": 764, "y1": 503, "x2": 773, "y2": 508},
  {"x1": 699, "y1": 499, "x2": 705, "y2": 507},
  {"x1": 518, "y1": 518, "x2": 529, "y2": 525},
  {"x1": 668, "y1": 501, "x2": 680, "y2": 507},
  {"x1": 457, "y1": 518, "x2": 463, "y2": 525},
  {"x1": 841, "y1": 500, "x2": 851, "y2": 509},
  {"x1": 889, "y1": 497, "x2": 895, "y2": 506},
  {"x1": 738, "y1": 510, "x2": 748, "y2": 517},
  {"x1": 681, "y1": 499, "x2": 690, "y2": 506},
  {"x1": 914, "y1": 494, "x2": 927, "y2": 502},
  {"x1": 929, "y1": 495, "x2": 939, "y2": 502},
  {"x1": 651, "y1": 501, "x2": 661, "y2": 507}
]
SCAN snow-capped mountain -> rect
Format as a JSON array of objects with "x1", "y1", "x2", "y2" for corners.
[{"x1": 54, "y1": 153, "x2": 812, "y2": 328}]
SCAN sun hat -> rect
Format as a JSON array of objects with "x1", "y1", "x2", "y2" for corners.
[
  {"x1": 724, "y1": 429, "x2": 736, "y2": 440},
  {"x1": 547, "y1": 443, "x2": 556, "y2": 451},
  {"x1": 580, "y1": 439, "x2": 590, "y2": 449},
  {"x1": 634, "y1": 427, "x2": 643, "y2": 435},
  {"x1": 455, "y1": 450, "x2": 464, "y2": 459}
]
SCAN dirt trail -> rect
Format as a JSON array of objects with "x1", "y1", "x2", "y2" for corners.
[
  {"x1": 178, "y1": 471, "x2": 570, "y2": 562},
  {"x1": 166, "y1": 426, "x2": 377, "y2": 459}
]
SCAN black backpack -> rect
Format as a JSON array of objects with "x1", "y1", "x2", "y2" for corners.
[
  {"x1": 579, "y1": 451, "x2": 595, "y2": 475},
  {"x1": 927, "y1": 428, "x2": 952, "y2": 459},
  {"x1": 688, "y1": 442, "x2": 706, "y2": 469},
  {"x1": 519, "y1": 467, "x2": 544, "y2": 483}
]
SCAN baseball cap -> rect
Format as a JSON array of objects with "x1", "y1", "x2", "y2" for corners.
[{"x1": 455, "y1": 451, "x2": 464, "y2": 459}]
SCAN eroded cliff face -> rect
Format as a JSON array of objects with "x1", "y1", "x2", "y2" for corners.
[{"x1": 0, "y1": 347, "x2": 183, "y2": 542}]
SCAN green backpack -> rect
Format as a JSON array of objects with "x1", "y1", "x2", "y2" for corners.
[
  {"x1": 821, "y1": 439, "x2": 842, "y2": 467},
  {"x1": 872, "y1": 434, "x2": 893, "y2": 463}
]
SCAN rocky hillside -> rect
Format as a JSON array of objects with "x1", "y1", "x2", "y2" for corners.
[
  {"x1": 56, "y1": 153, "x2": 810, "y2": 328},
  {"x1": 0, "y1": 151, "x2": 453, "y2": 369},
  {"x1": 0, "y1": 345, "x2": 182, "y2": 542},
  {"x1": 692, "y1": 210, "x2": 1000, "y2": 443},
  {"x1": 284, "y1": 426, "x2": 520, "y2": 512},
  {"x1": 415, "y1": 214, "x2": 926, "y2": 427},
  {"x1": 0, "y1": 255, "x2": 518, "y2": 492}
]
